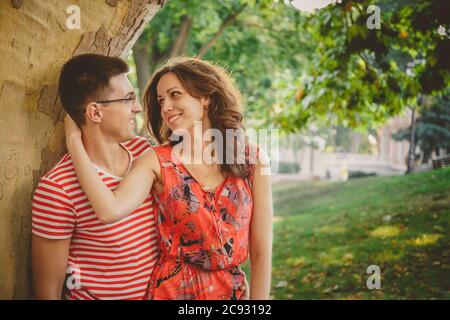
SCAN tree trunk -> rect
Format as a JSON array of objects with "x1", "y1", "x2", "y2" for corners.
[
  {"x1": 168, "y1": 15, "x2": 193, "y2": 58},
  {"x1": 406, "y1": 106, "x2": 416, "y2": 174},
  {"x1": 134, "y1": 14, "x2": 193, "y2": 99},
  {"x1": 0, "y1": 0, "x2": 164, "y2": 299},
  {"x1": 133, "y1": 43, "x2": 152, "y2": 98}
]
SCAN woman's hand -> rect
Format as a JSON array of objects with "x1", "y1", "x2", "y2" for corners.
[
  {"x1": 64, "y1": 114, "x2": 82, "y2": 141},
  {"x1": 64, "y1": 114, "x2": 82, "y2": 152}
]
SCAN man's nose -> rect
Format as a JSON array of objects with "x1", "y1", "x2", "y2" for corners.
[{"x1": 132, "y1": 99, "x2": 143, "y2": 113}]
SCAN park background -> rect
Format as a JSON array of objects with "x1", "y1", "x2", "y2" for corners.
[{"x1": 0, "y1": 0, "x2": 449, "y2": 299}]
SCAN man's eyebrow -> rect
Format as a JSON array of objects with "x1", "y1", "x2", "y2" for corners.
[{"x1": 157, "y1": 87, "x2": 180, "y2": 97}]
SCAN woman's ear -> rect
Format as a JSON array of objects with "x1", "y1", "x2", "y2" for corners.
[
  {"x1": 201, "y1": 97, "x2": 211, "y2": 109},
  {"x1": 85, "y1": 103, "x2": 102, "y2": 123}
]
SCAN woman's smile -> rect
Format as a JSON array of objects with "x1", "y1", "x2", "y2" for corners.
[{"x1": 167, "y1": 113, "x2": 182, "y2": 123}]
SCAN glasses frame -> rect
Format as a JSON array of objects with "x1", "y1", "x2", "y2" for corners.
[{"x1": 96, "y1": 95, "x2": 137, "y2": 105}]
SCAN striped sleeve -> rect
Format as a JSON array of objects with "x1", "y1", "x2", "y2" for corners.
[
  {"x1": 125, "y1": 136, "x2": 152, "y2": 159},
  {"x1": 32, "y1": 177, "x2": 76, "y2": 239}
]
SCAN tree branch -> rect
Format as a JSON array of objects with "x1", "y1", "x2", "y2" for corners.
[{"x1": 196, "y1": 4, "x2": 247, "y2": 59}]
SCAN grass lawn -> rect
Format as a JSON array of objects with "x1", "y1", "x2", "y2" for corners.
[{"x1": 266, "y1": 167, "x2": 450, "y2": 299}]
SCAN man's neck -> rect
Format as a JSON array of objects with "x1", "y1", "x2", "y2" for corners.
[{"x1": 81, "y1": 129, "x2": 131, "y2": 177}]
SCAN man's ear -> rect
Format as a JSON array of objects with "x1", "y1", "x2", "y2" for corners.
[{"x1": 85, "y1": 103, "x2": 102, "y2": 123}]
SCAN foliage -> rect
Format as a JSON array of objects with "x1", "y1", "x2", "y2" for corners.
[
  {"x1": 289, "y1": 0, "x2": 450, "y2": 131},
  {"x1": 133, "y1": 0, "x2": 450, "y2": 134}
]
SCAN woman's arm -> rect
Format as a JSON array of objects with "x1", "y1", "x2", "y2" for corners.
[
  {"x1": 65, "y1": 115, "x2": 156, "y2": 224},
  {"x1": 249, "y1": 150, "x2": 273, "y2": 300}
]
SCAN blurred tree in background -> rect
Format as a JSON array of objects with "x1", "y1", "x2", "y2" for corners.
[{"x1": 392, "y1": 94, "x2": 450, "y2": 163}]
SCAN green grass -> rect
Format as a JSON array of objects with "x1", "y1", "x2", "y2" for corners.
[{"x1": 268, "y1": 167, "x2": 450, "y2": 299}]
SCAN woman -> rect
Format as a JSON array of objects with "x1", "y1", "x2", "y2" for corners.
[{"x1": 65, "y1": 57, "x2": 273, "y2": 300}]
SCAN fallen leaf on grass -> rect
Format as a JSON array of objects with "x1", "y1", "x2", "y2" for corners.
[
  {"x1": 406, "y1": 234, "x2": 442, "y2": 247},
  {"x1": 275, "y1": 280, "x2": 288, "y2": 288},
  {"x1": 369, "y1": 225, "x2": 402, "y2": 239},
  {"x1": 322, "y1": 285, "x2": 339, "y2": 293}
]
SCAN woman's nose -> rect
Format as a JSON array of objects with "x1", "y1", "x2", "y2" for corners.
[{"x1": 161, "y1": 99, "x2": 174, "y2": 112}]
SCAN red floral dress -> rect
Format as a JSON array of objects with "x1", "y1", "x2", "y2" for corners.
[{"x1": 147, "y1": 144, "x2": 254, "y2": 300}]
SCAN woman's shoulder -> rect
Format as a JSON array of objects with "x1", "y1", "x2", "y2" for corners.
[
  {"x1": 148, "y1": 143, "x2": 174, "y2": 167},
  {"x1": 131, "y1": 146, "x2": 164, "y2": 180}
]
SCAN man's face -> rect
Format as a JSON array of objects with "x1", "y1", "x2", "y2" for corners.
[{"x1": 96, "y1": 74, "x2": 142, "y2": 142}]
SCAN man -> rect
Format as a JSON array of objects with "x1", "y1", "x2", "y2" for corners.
[{"x1": 31, "y1": 54, "x2": 158, "y2": 300}]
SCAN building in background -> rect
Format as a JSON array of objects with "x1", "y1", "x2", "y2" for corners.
[{"x1": 276, "y1": 112, "x2": 412, "y2": 180}]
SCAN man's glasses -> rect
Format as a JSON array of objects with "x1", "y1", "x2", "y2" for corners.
[{"x1": 96, "y1": 94, "x2": 137, "y2": 105}]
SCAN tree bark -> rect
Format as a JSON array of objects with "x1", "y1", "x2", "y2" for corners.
[{"x1": 0, "y1": 0, "x2": 164, "y2": 299}]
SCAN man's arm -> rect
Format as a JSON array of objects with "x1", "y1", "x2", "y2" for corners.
[{"x1": 32, "y1": 235, "x2": 71, "y2": 300}]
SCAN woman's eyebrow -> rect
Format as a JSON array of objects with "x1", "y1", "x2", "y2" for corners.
[{"x1": 157, "y1": 87, "x2": 180, "y2": 97}]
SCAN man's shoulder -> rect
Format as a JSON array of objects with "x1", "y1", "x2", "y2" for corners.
[
  {"x1": 33, "y1": 153, "x2": 75, "y2": 208},
  {"x1": 122, "y1": 136, "x2": 153, "y2": 158},
  {"x1": 40, "y1": 153, "x2": 74, "y2": 184}
]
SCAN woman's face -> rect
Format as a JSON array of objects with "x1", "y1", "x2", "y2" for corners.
[{"x1": 157, "y1": 72, "x2": 208, "y2": 133}]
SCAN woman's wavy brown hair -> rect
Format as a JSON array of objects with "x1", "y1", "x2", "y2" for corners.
[{"x1": 143, "y1": 57, "x2": 251, "y2": 179}]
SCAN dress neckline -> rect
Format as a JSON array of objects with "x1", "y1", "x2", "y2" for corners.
[{"x1": 170, "y1": 148, "x2": 228, "y2": 195}]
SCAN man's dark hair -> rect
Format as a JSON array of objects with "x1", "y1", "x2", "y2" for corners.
[{"x1": 58, "y1": 53, "x2": 129, "y2": 126}]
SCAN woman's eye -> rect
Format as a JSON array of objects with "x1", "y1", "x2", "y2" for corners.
[{"x1": 172, "y1": 91, "x2": 180, "y2": 97}]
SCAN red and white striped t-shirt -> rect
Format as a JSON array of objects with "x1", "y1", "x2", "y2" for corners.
[{"x1": 32, "y1": 136, "x2": 159, "y2": 300}]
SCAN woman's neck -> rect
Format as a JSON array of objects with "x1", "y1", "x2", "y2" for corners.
[{"x1": 183, "y1": 119, "x2": 217, "y2": 165}]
